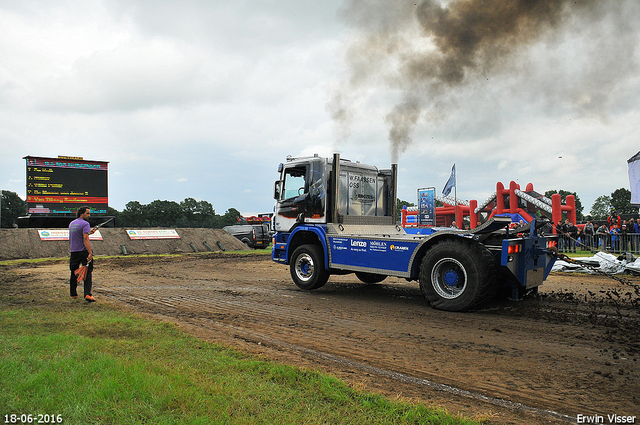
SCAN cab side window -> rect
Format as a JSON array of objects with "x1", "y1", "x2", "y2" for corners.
[{"x1": 282, "y1": 166, "x2": 307, "y2": 200}]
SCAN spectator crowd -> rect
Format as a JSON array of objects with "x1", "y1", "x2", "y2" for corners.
[{"x1": 555, "y1": 211, "x2": 640, "y2": 253}]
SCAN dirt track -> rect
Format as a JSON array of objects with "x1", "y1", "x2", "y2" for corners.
[{"x1": 3, "y1": 253, "x2": 639, "y2": 424}]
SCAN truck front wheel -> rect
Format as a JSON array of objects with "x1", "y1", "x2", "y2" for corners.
[
  {"x1": 290, "y1": 245, "x2": 329, "y2": 290},
  {"x1": 419, "y1": 239, "x2": 497, "y2": 311}
]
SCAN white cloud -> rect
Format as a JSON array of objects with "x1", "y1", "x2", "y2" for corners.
[{"x1": 0, "y1": 0, "x2": 638, "y2": 217}]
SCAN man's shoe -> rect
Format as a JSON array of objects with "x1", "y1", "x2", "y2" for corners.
[
  {"x1": 71, "y1": 295, "x2": 78, "y2": 299},
  {"x1": 85, "y1": 295, "x2": 96, "y2": 302}
]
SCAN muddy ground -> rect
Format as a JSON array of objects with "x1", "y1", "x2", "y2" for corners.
[{"x1": 2, "y1": 254, "x2": 639, "y2": 424}]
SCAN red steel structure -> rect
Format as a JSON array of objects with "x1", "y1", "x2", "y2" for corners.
[{"x1": 402, "y1": 181, "x2": 576, "y2": 233}]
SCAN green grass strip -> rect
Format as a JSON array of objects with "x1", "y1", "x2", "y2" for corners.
[{"x1": 0, "y1": 303, "x2": 478, "y2": 425}]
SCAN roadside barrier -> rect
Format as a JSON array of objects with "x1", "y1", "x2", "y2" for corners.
[{"x1": 557, "y1": 232, "x2": 640, "y2": 254}]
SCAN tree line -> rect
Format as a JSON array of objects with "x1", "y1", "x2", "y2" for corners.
[
  {"x1": 1, "y1": 188, "x2": 637, "y2": 228},
  {"x1": 589, "y1": 188, "x2": 637, "y2": 220},
  {"x1": 107, "y1": 199, "x2": 243, "y2": 228},
  {"x1": 0, "y1": 192, "x2": 244, "y2": 228},
  {"x1": 548, "y1": 188, "x2": 637, "y2": 221}
]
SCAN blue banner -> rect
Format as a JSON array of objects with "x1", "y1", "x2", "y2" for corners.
[{"x1": 418, "y1": 187, "x2": 435, "y2": 226}]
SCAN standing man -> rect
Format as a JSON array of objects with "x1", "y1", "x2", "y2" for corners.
[
  {"x1": 627, "y1": 218, "x2": 636, "y2": 253},
  {"x1": 607, "y1": 207, "x2": 621, "y2": 228},
  {"x1": 568, "y1": 221, "x2": 579, "y2": 253},
  {"x1": 610, "y1": 224, "x2": 620, "y2": 252},
  {"x1": 69, "y1": 206, "x2": 96, "y2": 302},
  {"x1": 621, "y1": 222, "x2": 629, "y2": 252},
  {"x1": 584, "y1": 220, "x2": 595, "y2": 251},
  {"x1": 557, "y1": 220, "x2": 567, "y2": 252},
  {"x1": 596, "y1": 222, "x2": 608, "y2": 251}
]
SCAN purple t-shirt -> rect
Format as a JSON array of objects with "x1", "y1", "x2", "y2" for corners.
[{"x1": 69, "y1": 218, "x2": 90, "y2": 252}]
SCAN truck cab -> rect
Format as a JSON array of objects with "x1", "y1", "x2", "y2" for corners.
[
  {"x1": 273, "y1": 154, "x2": 396, "y2": 232},
  {"x1": 273, "y1": 156, "x2": 328, "y2": 233}
]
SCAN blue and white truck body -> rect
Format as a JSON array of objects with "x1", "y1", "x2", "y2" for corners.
[{"x1": 271, "y1": 154, "x2": 558, "y2": 311}]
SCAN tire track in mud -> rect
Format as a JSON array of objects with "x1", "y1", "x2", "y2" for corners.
[
  {"x1": 103, "y1": 282, "x2": 364, "y2": 330},
  {"x1": 102, "y1": 284, "x2": 414, "y2": 367},
  {"x1": 98, "y1": 286, "x2": 574, "y2": 424}
]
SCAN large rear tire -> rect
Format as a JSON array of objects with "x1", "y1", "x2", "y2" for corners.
[
  {"x1": 420, "y1": 238, "x2": 497, "y2": 311},
  {"x1": 290, "y1": 244, "x2": 329, "y2": 290}
]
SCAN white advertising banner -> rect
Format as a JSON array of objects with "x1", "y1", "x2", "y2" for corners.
[
  {"x1": 126, "y1": 229, "x2": 180, "y2": 240},
  {"x1": 38, "y1": 229, "x2": 103, "y2": 241},
  {"x1": 628, "y1": 151, "x2": 640, "y2": 206}
]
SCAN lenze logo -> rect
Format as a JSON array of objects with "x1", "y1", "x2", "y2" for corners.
[{"x1": 351, "y1": 240, "x2": 367, "y2": 248}]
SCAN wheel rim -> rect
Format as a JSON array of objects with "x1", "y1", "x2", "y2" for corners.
[
  {"x1": 431, "y1": 257, "x2": 467, "y2": 299},
  {"x1": 294, "y1": 253, "x2": 315, "y2": 282}
]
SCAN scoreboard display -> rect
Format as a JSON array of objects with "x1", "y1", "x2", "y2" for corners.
[{"x1": 24, "y1": 156, "x2": 109, "y2": 215}]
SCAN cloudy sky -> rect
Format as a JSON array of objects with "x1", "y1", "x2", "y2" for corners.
[{"x1": 1, "y1": 0, "x2": 639, "y2": 217}]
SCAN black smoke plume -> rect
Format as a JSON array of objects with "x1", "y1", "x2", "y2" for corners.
[{"x1": 329, "y1": 0, "x2": 634, "y2": 162}]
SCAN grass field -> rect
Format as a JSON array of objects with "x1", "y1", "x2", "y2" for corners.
[{"x1": 0, "y1": 264, "x2": 480, "y2": 425}]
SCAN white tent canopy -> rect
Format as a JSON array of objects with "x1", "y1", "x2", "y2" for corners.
[{"x1": 552, "y1": 252, "x2": 640, "y2": 275}]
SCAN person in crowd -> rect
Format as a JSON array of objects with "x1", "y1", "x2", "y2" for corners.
[
  {"x1": 634, "y1": 219, "x2": 640, "y2": 253},
  {"x1": 556, "y1": 220, "x2": 566, "y2": 252},
  {"x1": 608, "y1": 207, "x2": 621, "y2": 228},
  {"x1": 567, "y1": 220, "x2": 578, "y2": 253},
  {"x1": 561, "y1": 219, "x2": 570, "y2": 252},
  {"x1": 627, "y1": 218, "x2": 636, "y2": 252},
  {"x1": 596, "y1": 223, "x2": 609, "y2": 251},
  {"x1": 577, "y1": 225, "x2": 585, "y2": 251},
  {"x1": 584, "y1": 220, "x2": 595, "y2": 251},
  {"x1": 621, "y1": 222, "x2": 629, "y2": 252},
  {"x1": 610, "y1": 224, "x2": 620, "y2": 252}
]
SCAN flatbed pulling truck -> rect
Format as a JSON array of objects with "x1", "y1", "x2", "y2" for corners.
[{"x1": 271, "y1": 154, "x2": 558, "y2": 311}]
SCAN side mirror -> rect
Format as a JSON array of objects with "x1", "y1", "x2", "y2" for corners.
[{"x1": 274, "y1": 181, "x2": 282, "y2": 200}]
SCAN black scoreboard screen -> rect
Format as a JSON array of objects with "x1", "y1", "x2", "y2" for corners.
[{"x1": 25, "y1": 156, "x2": 109, "y2": 215}]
